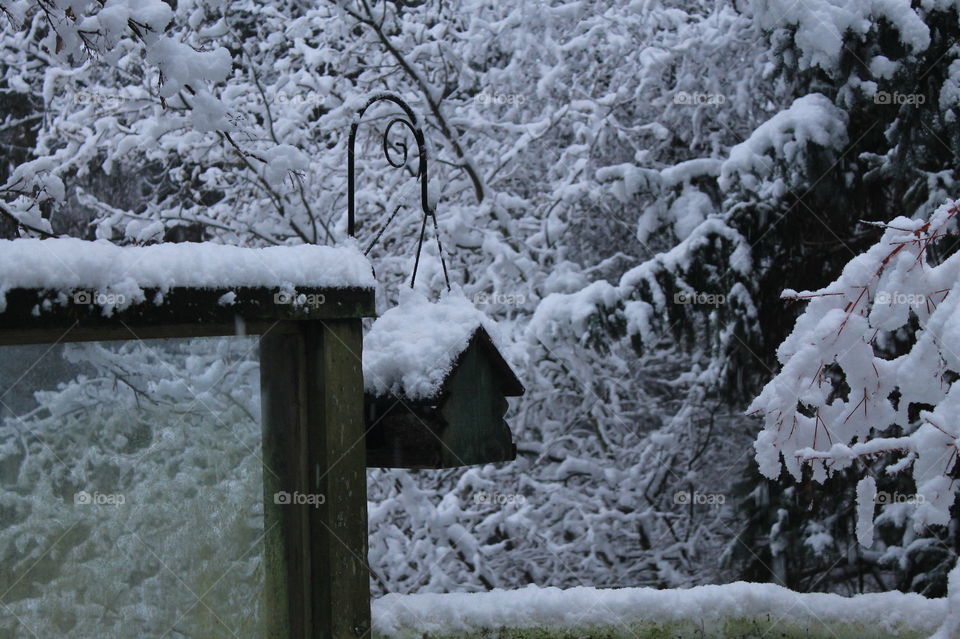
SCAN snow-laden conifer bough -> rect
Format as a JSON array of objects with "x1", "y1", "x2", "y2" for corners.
[{"x1": 749, "y1": 198, "x2": 960, "y2": 639}]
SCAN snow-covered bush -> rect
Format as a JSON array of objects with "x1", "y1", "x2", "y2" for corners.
[{"x1": 750, "y1": 199, "x2": 960, "y2": 638}]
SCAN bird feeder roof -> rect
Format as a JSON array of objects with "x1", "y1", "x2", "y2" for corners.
[{"x1": 363, "y1": 290, "x2": 522, "y2": 401}]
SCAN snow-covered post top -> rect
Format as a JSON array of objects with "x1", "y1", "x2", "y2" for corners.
[{"x1": 0, "y1": 238, "x2": 375, "y2": 332}]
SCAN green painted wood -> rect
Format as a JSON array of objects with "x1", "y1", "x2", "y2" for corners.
[
  {"x1": 365, "y1": 399, "x2": 446, "y2": 469},
  {"x1": 260, "y1": 319, "x2": 371, "y2": 639},
  {"x1": 439, "y1": 342, "x2": 515, "y2": 468},
  {"x1": 260, "y1": 324, "x2": 309, "y2": 639},
  {"x1": 0, "y1": 286, "x2": 374, "y2": 345},
  {"x1": 364, "y1": 330, "x2": 519, "y2": 469}
]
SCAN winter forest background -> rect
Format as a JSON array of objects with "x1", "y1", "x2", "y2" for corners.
[{"x1": 2, "y1": 0, "x2": 960, "y2": 636}]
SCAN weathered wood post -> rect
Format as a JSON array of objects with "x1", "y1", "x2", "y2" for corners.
[{"x1": 261, "y1": 319, "x2": 370, "y2": 639}]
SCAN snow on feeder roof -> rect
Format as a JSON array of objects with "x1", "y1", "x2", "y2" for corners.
[
  {"x1": 363, "y1": 290, "x2": 523, "y2": 469},
  {"x1": 0, "y1": 238, "x2": 376, "y2": 344},
  {"x1": 362, "y1": 290, "x2": 521, "y2": 401}
]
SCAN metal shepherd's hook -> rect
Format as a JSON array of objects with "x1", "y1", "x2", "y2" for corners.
[{"x1": 347, "y1": 93, "x2": 451, "y2": 290}]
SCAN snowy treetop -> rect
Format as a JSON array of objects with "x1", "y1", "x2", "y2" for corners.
[
  {"x1": 750, "y1": 0, "x2": 931, "y2": 74},
  {"x1": 363, "y1": 290, "x2": 511, "y2": 400},
  {"x1": 0, "y1": 238, "x2": 374, "y2": 312}
]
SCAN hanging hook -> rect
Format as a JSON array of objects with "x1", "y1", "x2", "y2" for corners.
[{"x1": 347, "y1": 93, "x2": 450, "y2": 290}]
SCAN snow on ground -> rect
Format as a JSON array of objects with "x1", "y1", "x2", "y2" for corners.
[
  {"x1": 373, "y1": 582, "x2": 946, "y2": 638},
  {"x1": 363, "y1": 288, "x2": 504, "y2": 400},
  {"x1": 0, "y1": 238, "x2": 374, "y2": 312}
]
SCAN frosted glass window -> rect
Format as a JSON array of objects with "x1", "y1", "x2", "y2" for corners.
[{"x1": 0, "y1": 337, "x2": 264, "y2": 638}]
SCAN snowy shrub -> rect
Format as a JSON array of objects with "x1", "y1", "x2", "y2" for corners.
[{"x1": 750, "y1": 199, "x2": 960, "y2": 638}]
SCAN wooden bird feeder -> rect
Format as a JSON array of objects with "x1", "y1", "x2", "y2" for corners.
[
  {"x1": 365, "y1": 325, "x2": 523, "y2": 469},
  {"x1": 348, "y1": 94, "x2": 524, "y2": 470}
]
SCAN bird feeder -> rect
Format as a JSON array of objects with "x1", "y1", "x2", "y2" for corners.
[
  {"x1": 348, "y1": 94, "x2": 524, "y2": 470},
  {"x1": 361, "y1": 292, "x2": 523, "y2": 469}
]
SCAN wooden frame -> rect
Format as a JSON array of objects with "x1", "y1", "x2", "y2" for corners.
[
  {"x1": 0, "y1": 286, "x2": 373, "y2": 345},
  {"x1": 0, "y1": 285, "x2": 376, "y2": 639},
  {"x1": 261, "y1": 320, "x2": 371, "y2": 638}
]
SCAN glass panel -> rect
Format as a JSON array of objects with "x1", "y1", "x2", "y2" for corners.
[{"x1": 0, "y1": 336, "x2": 264, "y2": 638}]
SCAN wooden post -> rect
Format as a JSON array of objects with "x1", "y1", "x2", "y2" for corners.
[{"x1": 261, "y1": 319, "x2": 371, "y2": 639}]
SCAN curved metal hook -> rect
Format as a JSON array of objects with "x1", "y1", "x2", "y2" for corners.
[
  {"x1": 347, "y1": 93, "x2": 432, "y2": 237},
  {"x1": 383, "y1": 118, "x2": 415, "y2": 169},
  {"x1": 347, "y1": 92, "x2": 450, "y2": 290}
]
